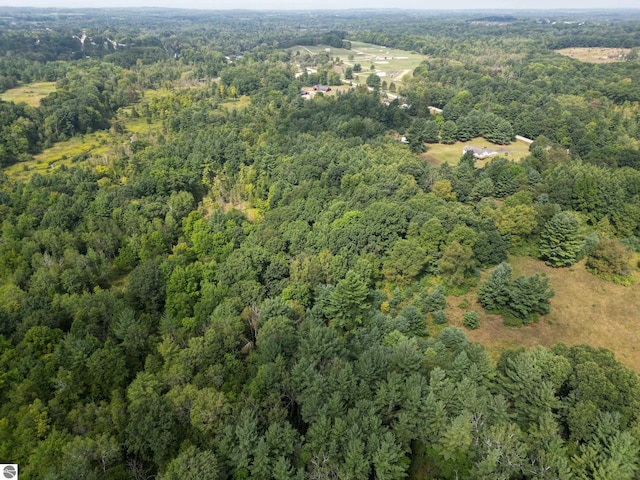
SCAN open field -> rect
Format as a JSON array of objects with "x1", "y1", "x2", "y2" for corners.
[
  {"x1": 3, "y1": 87, "x2": 178, "y2": 181},
  {"x1": 421, "y1": 137, "x2": 532, "y2": 166},
  {"x1": 0, "y1": 82, "x2": 56, "y2": 107},
  {"x1": 219, "y1": 95, "x2": 252, "y2": 110},
  {"x1": 292, "y1": 41, "x2": 427, "y2": 86},
  {"x1": 445, "y1": 256, "x2": 640, "y2": 372},
  {"x1": 556, "y1": 47, "x2": 631, "y2": 63},
  {"x1": 4, "y1": 131, "x2": 112, "y2": 181}
]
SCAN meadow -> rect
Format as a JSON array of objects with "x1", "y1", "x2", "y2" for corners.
[
  {"x1": 446, "y1": 256, "x2": 640, "y2": 372},
  {"x1": 4, "y1": 131, "x2": 113, "y2": 182},
  {"x1": 556, "y1": 47, "x2": 631, "y2": 63},
  {"x1": 0, "y1": 81, "x2": 56, "y2": 106},
  {"x1": 4, "y1": 86, "x2": 254, "y2": 182}
]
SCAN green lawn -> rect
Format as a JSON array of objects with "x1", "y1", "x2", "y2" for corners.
[
  {"x1": 422, "y1": 137, "x2": 532, "y2": 166},
  {"x1": 0, "y1": 82, "x2": 56, "y2": 107},
  {"x1": 292, "y1": 41, "x2": 428, "y2": 87}
]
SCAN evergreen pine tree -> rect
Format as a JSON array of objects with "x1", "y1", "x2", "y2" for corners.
[
  {"x1": 540, "y1": 212, "x2": 584, "y2": 267},
  {"x1": 478, "y1": 262, "x2": 513, "y2": 312}
]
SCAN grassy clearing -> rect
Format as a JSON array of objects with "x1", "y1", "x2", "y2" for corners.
[
  {"x1": 446, "y1": 256, "x2": 640, "y2": 372},
  {"x1": 5, "y1": 107, "x2": 165, "y2": 182},
  {"x1": 139, "y1": 87, "x2": 173, "y2": 101},
  {"x1": 556, "y1": 47, "x2": 631, "y2": 63},
  {"x1": 5, "y1": 131, "x2": 112, "y2": 181},
  {"x1": 124, "y1": 115, "x2": 164, "y2": 135},
  {"x1": 0, "y1": 82, "x2": 57, "y2": 107},
  {"x1": 421, "y1": 138, "x2": 532, "y2": 166},
  {"x1": 219, "y1": 95, "x2": 251, "y2": 111},
  {"x1": 292, "y1": 41, "x2": 427, "y2": 87}
]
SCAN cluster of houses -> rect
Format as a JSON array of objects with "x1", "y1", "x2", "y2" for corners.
[{"x1": 300, "y1": 85, "x2": 332, "y2": 98}]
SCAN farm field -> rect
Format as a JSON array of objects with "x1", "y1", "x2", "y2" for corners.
[
  {"x1": 445, "y1": 256, "x2": 640, "y2": 372},
  {"x1": 556, "y1": 47, "x2": 631, "y2": 63},
  {"x1": 292, "y1": 40, "x2": 427, "y2": 86},
  {"x1": 421, "y1": 137, "x2": 532, "y2": 166},
  {"x1": 0, "y1": 81, "x2": 56, "y2": 106}
]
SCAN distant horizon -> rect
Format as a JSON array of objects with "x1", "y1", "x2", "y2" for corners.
[{"x1": 1, "y1": 2, "x2": 639, "y2": 12}]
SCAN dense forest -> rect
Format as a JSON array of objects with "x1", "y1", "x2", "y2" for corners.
[{"x1": 1, "y1": 7, "x2": 640, "y2": 479}]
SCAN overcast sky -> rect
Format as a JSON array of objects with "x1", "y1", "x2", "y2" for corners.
[{"x1": 0, "y1": 0, "x2": 638, "y2": 10}]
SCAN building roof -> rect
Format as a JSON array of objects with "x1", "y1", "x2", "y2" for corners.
[{"x1": 462, "y1": 146, "x2": 499, "y2": 158}]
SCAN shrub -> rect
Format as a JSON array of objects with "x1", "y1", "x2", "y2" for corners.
[
  {"x1": 432, "y1": 309, "x2": 447, "y2": 325},
  {"x1": 414, "y1": 284, "x2": 446, "y2": 314},
  {"x1": 463, "y1": 311, "x2": 480, "y2": 330},
  {"x1": 586, "y1": 239, "x2": 632, "y2": 279}
]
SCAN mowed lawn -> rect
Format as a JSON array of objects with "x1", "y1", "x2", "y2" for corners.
[
  {"x1": 293, "y1": 41, "x2": 428, "y2": 87},
  {"x1": 445, "y1": 256, "x2": 640, "y2": 372},
  {"x1": 0, "y1": 82, "x2": 56, "y2": 106},
  {"x1": 556, "y1": 47, "x2": 631, "y2": 64},
  {"x1": 422, "y1": 138, "x2": 532, "y2": 166}
]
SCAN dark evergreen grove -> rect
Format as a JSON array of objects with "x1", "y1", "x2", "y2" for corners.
[{"x1": 0, "y1": 8, "x2": 640, "y2": 479}]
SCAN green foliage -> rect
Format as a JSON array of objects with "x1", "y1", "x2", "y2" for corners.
[
  {"x1": 344, "y1": 67, "x2": 353, "y2": 80},
  {"x1": 478, "y1": 262, "x2": 554, "y2": 325},
  {"x1": 438, "y1": 241, "x2": 476, "y2": 288},
  {"x1": 495, "y1": 203, "x2": 538, "y2": 246},
  {"x1": 161, "y1": 446, "x2": 224, "y2": 480},
  {"x1": 440, "y1": 120, "x2": 458, "y2": 144},
  {"x1": 366, "y1": 73, "x2": 382, "y2": 89},
  {"x1": 414, "y1": 284, "x2": 446, "y2": 313},
  {"x1": 325, "y1": 270, "x2": 370, "y2": 332},
  {"x1": 478, "y1": 262, "x2": 512, "y2": 312},
  {"x1": 432, "y1": 309, "x2": 447, "y2": 325},
  {"x1": 1, "y1": 11, "x2": 640, "y2": 480},
  {"x1": 125, "y1": 258, "x2": 166, "y2": 314},
  {"x1": 462, "y1": 311, "x2": 479, "y2": 330},
  {"x1": 399, "y1": 304, "x2": 428, "y2": 337},
  {"x1": 586, "y1": 238, "x2": 633, "y2": 282},
  {"x1": 125, "y1": 374, "x2": 179, "y2": 466},
  {"x1": 382, "y1": 238, "x2": 427, "y2": 284},
  {"x1": 540, "y1": 211, "x2": 584, "y2": 267}
]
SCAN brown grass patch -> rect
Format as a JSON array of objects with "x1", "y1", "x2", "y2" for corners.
[
  {"x1": 556, "y1": 47, "x2": 631, "y2": 64},
  {"x1": 447, "y1": 256, "x2": 640, "y2": 372}
]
